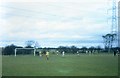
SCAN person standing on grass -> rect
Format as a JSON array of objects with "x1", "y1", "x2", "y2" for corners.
[
  {"x1": 77, "y1": 51, "x2": 79, "y2": 55},
  {"x1": 46, "y1": 51, "x2": 49, "y2": 60},
  {"x1": 62, "y1": 51, "x2": 65, "y2": 57},
  {"x1": 56, "y1": 51, "x2": 59, "y2": 55},
  {"x1": 117, "y1": 50, "x2": 120, "y2": 56},
  {"x1": 39, "y1": 51, "x2": 42, "y2": 57},
  {"x1": 113, "y1": 49, "x2": 117, "y2": 56}
]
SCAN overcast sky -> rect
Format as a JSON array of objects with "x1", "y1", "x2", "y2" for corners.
[{"x1": 0, "y1": 0, "x2": 119, "y2": 48}]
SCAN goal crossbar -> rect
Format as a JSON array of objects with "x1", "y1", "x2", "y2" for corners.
[{"x1": 15, "y1": 48, "x2": 36, "y2": 56}]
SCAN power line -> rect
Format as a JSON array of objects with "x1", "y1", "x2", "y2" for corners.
[{"x1": 0, "y1": 5, "x2": 82, "y2": 22}]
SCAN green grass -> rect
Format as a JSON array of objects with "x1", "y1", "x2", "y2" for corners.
[
  {"x1": 2, "y1": 53, "x2": 118, "y2": 76},
  {"x1": 0, "y1": 55, "x2": 2, "y2": 77}
]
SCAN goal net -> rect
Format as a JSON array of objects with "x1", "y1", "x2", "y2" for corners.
[{"x1": 14, "y1": 48, "x2": 36, "y2": 56}]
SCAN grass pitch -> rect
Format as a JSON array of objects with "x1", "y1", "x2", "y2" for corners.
[
  {"x1": 0, "y1": 55, "x2": 2, "y2": 77},
  {"x1": 2, "y1": 53, "x2": 118, "y2": 76}
]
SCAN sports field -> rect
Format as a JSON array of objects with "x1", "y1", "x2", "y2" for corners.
[
  {"x1": 2, "y1": 53, "x2": 118, "y2": 76},
  {"x1": 0, "y1": 55, "x2": 2, "y2": 77}
]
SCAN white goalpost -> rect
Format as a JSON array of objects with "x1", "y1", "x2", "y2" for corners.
[{"x1": 14, "y1": 48, "x2": 36, "y2": 57}]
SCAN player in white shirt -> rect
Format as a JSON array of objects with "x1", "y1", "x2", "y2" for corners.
[{"x1": 62, "y1": 51, "x2": 65, "y2": 57}]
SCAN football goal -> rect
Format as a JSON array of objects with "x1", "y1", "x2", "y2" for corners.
[{"x1": 14, "y1": 48, "x2": 36, "y2": 56}]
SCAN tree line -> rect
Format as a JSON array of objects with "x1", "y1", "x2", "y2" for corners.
[{"x1": 2, "y1": 44, "x2": 120, "y2": 55}]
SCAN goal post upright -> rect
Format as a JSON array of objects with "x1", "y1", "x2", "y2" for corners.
[
  {"x1": 15, "y1": 48, "x2": 17, "y2": 57},
  {"x1": 33, "y1": 48, "x2": 36, "y2": 56}
]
